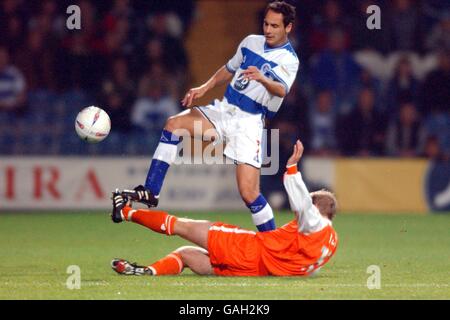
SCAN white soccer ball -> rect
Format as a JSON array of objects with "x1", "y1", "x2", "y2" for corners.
[{"x1": 75, "y1": 106, "x2": 111, "y2": 143}]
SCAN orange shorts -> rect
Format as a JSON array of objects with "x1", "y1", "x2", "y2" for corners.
[{"x1": 207, "y1": 222, "x2": 268, "y2": 276}]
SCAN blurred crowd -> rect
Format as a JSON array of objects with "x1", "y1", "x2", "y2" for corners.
[
  {"x1": 271, "y1": 0, "x2": 450, "y2": 162},
  {"x1": 0, "y1": 0, "x2": 193, "y2": 154},
  {"x1": 0, "y1": 0, "x2": 449, "y2": 160}
]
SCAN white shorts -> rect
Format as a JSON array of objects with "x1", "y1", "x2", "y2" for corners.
[{"x1": 195, "y1": 99, "x2": 264, "y2": 168}]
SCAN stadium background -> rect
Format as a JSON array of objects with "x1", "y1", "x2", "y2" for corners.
[{"x1": 0, "y1": 0, "x2": 449, "y2": 300}]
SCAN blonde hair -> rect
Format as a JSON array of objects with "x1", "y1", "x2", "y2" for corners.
[{"x1": 310, "y1": 190, "x2": 338, "y2": 220}]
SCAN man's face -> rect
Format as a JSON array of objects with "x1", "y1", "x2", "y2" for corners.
[{"x1": 263, "y1": 9, "x2": 292, "y2": 47}]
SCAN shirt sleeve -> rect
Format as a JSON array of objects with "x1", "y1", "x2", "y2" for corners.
[
  {"x1": 268, "y1": 61, "x2": 299, "y2": 94},
  {"x1": 283, "y1": 165, "x2": 327, "y2": 234},
  {"x1": 226, "y1": 36, "x2": 248, "y2": 73}
]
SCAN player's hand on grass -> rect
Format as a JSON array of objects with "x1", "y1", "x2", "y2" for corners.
[
  {"x1": 286, "y1": 140, "x2": 304, "y2": 167},
  {"x1": 181, "y1": 85, "x2": 208, "y2": 108}
]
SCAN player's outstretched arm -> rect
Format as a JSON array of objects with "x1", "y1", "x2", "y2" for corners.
[
  {"x1": 283, "y1": 140, "x2": 323, "y2": 232},
  {"x1": 286, "y1": 139, "x2": 304, "y2": 167},
  {"x1": 284, "y1": 140, "x2": 312, "y2": 212},
  {"x1": 181, "y1": 65, "x2": 233, "y2": 108}
]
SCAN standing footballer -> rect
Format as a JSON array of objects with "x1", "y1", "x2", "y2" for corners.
[{"x1": 122, "y1": 1, "x2": 299, "y2": 232}]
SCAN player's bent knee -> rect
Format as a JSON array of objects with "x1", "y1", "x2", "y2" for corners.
[
  {"x1": 240, "y1": 188, "x2": 260, "y2": 205},
  {"x1": 175, "y1": 245, "x2": 207, "y2": 253},
  {"x1": 164, "y1": 116, "x2": 179, "y2": 132},
  {"x1": 175, "y1": 246, "x2": 208, "y2": 261},
  {"x1": 165, "y1": 116, "x2": 193, "y2": 137}
]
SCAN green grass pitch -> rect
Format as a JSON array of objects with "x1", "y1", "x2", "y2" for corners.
[{"x1": 0, "y1": 210, "x2": 449, "y2": 299}]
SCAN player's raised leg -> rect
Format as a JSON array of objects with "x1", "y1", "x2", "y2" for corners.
[
  {"x1": 236, "y1": 164, "x2": 276, "y2": 232},
  {"x1": 122, "y1": 108, "x2": 217, "y2": 207},
  {"x1": 111, "y1": 192, "x2": 212, "y2": 248},
  {"x1": 110, "y1": 193, "x2": 214, "y2": 276}
]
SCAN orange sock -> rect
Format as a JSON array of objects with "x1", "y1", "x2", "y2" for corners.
[
  {"x1": 122, "y1": 206, "x2": 177, "y2": 235},
  {"x1": 148, "y1": 252, "x2": 183, "y2": 275}
]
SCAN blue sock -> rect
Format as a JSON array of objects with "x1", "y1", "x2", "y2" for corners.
[
  {"x1": 246, "y1": 194, "x2": 276, "y2": 232},
  {"x1": 144, "y1": 130, "x2": 180, "y2": 196}
]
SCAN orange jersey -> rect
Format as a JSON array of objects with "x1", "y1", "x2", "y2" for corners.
[
  {"x1": 256, "y1": 219, "x2": 338, "y2": 276},
  {"x1": 208, "y1": 165, "x2": 338, "y2": 277},
  {"x1": 207, "y1": 220, "x2": 338, "y2": 277},
  {"x1": 208, "y1": 223, "x2": 264, "y2": 276}
]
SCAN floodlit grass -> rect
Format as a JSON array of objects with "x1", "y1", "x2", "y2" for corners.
[{"x1": 0, "y1": 211, "x2": 449, "y2": 299}]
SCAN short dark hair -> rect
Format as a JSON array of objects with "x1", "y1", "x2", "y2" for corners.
[
  {"x1": 265, "y1": 1, "x2": 296, "y2": 27},
  {"x1": 310, "y1": 190, "x2": 338, "y2": 220}
]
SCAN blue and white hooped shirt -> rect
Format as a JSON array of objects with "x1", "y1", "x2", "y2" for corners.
[{"x1": 224, "y1": 35, "x2": 299, "y2": 118}]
